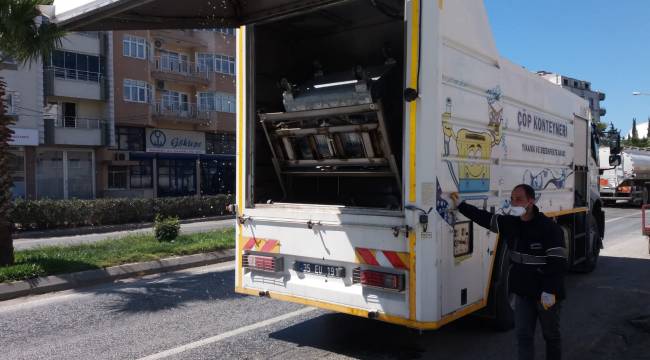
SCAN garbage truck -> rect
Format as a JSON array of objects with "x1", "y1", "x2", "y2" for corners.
[
  {"x1": 58, "y1": 0, "x2": 618, "y2": 330},
  {"x1": 600, "y1": 146, "x2": 650, "y2": 206}
]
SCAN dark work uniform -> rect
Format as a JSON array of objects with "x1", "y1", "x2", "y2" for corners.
[{"x1": 458, "y1": 202, "x2": 566, "y2": 360}]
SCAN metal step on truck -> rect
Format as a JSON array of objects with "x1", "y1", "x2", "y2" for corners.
[
  {"x1": 600, "y1": 146, "x2": 650, "y2": 206},
  {"x1": 58, "y1": 0, "x2": 621, "y2": 330}
]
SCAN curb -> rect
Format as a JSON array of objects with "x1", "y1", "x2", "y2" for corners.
[
  {"x1": 13, "y1": 215, "x2": 235, "y2": 240},
  {"x1": 0, "y1": 249, "x2": 236, "y2": 302}
]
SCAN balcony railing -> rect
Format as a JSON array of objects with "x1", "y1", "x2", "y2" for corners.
[
  {"x1": 45, "y1": 66, "x2": 103, "y2": 83},
  {"x1": 153, "y1": 102, "x2": 212, "y2": 120},
  {"x1": 153, "y1": 56, "x2": 209, "y2": 80},
  {"x1": 54, "y1": 116, "x2": 104, "y2": 129}
]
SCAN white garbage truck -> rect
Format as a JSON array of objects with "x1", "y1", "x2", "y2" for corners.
[
  {"x1": 599, "y1": 146, "x2": 650, "y2": 206},
  {"x1": 58, "y1": 0, "x2": 616, "y2": 330}
]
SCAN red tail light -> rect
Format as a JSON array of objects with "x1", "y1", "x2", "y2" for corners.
[
  {"x1": 242, "y1": 254, "x2": 284, "y2": 273},
  {"x1": 353, "y1": 268, "x2": 405, "y2": 292},
  {"x1": 617, "y1": 186, "x2": 632, "y2": 193}
]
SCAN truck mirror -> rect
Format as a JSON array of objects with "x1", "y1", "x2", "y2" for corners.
[
  {"x1": 609, "y1": 154, "x2": 621, "y2": 167},
  {"x1": 609, "y1": 132, "x2": 622, "y2": 155}
]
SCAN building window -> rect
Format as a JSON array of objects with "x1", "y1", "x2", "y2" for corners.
[
  {"x1": 206, "y1": 133, "x2": 236, "y2": 154},
  {"x1": 123, "y1": 79, "x2": 153, "y2": 103},
  {"x1": 117, "y1": 127, "x2": 145, "y2": 151},
  {"x1": 196, "y1": 28, "x2": 235, "y2": 35},
  {"x1": 198, "y1": 92, "x2": 236, "y2": 113},
  {"x1": 201, "y1": 158, "x2": 235, "y2": 196},
  {"x1": 108, "y1": 166, "x2": 128, "y2": 189},
  {"x1": 573, "y1": 81, "x2": 578, "y2": 88},
  {"x1": 157, "y1": 159, "x2": 197, "y2": 197},
  {"x1": 158, "y1": 50, "x2": 189, "y2": 73},
  {"x1": 48, "y1": 50, "x2": 102, "y2": 82},
  {"x1": 37, "y1": 150, "x2": 94, "y2": 199},
  {"x1": 8, "y1": 148, "x2": 25, "y2": 199},
  {"x1": 562, "y1": 79, "x2": 568, "y2": 86},
  {"x1": 161, "y1": 90, "x2": 189, "y2": 111},
  {"x1": 589, "y1": 98, "x2": 594, "y2": 109},
  {"x1": 197, "y1": 53, "x2": 235, "y2": 75},
  {"x1": 0, "y1": 51, "x2": 16, "y2": 65},
  {"x1": 215, "y1": 28, "x2": 235, "y2": 35},
  {"x1": 585, "y1": 83, "x2": 591, "y2": 90},
  {"x1": 130, "y1": 160, "x2": 153, "y2": 189},
  {"x1": 37, "y1": 150, "x2": 64, "y2": 199},
  {"x1": 5, "y1": 93, "x2": 15, "y2": 115},
  {"x1": 123, "y1": 35, "x2": 150, "y2": 60}
]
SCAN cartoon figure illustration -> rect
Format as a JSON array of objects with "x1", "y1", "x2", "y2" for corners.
[
  {"x1": 523, "y1": 167, "x2": 573, "y2": 192},
  {"x1": 442, "y1": 86, "x2": 503, "y2": 193}
]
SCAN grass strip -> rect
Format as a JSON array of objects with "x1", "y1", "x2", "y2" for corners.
[{"x1": 0, "y1": 228, "x2": 235, "y2": 283}]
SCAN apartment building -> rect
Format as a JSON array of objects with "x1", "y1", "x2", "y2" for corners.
[
  {"x1": 537, "y1": 71, "x2": 606, "y2": 123},
  {"x1": 101, "y1": 29, "x2": 236, "y2": 198},
  {"x1": 40, "y1": 32, "x2": 111, "y2": 199}
]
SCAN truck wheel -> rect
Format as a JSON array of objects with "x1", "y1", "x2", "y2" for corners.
[
  {"x1": 577, "y1": 214, "x2": 600, "y2": 273},
  {"x1": 493, "y1": 242, "x2": 515, "y2": 331}
]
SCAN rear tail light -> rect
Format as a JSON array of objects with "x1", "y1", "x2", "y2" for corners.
[
  {"x1": 242, "y1": 253, "x2": 284, "y2": 273},
  {"x1": 617, "y1": 186, "x2": 632, "y2": 193},
  {"x1": 352, "y1": 267, "x2": 405, "y2": 292}
]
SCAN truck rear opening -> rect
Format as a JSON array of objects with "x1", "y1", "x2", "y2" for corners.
[{"x1": 251, "y1": 0, "x2": 406, "y2": 210}]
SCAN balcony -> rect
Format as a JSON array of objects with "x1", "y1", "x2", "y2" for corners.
[
  {"x1": 151, "y1": 30, "x2": 205, "y2": 49},
  {"x1": 599, "y1": 108, "x2": 606, "y2": 117},
  {"x1": 151, "y1": 56, "x2": 210, "y2": 85},
  {"x1": 44, "y1": 67, "x2": 107, "y2": 101},
  {"x1": 44, "y1": 116, "x2": 108, "y2": 146},
  {"x1": 152, "y1": 102, "x2": 214, "y2": 122}
]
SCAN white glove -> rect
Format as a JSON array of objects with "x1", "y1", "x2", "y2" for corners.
[{"x1": 541, "y1": 292, "x2": 556, "y2": 310}]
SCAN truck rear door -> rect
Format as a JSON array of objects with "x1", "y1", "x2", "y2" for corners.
[{"x1": 56, "y1": 0, "x2": 348, "y2": 30}]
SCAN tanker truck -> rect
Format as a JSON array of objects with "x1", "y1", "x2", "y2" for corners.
[{"x1": 600, "y1": 146, "x2": 650, "y2": 206}]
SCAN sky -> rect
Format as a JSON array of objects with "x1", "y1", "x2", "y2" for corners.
[
  {"x1": 53, "y1": 0, "x2": 92, "y2": 15},
  {"x1": 484, "y1": 0, "x2": 650, "y2": 135},
  {"x1": 54, "y1": 0, "x2": 648, "y2": 134}
]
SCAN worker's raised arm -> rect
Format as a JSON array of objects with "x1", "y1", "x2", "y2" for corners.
[
  {"x1": 450, "y1": 192, "x2": 501, "y2": 233},
  {"x1": 457, "y1": 201, "x2": 498, "y2": 232}
]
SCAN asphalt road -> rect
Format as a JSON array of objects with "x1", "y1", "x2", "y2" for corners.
[
  {"x1": 1, "y1": 206, "x2": 649, "y2": 360},
  {"x1": 13, "y1": 219, "x2": 235, "y2": 251}
]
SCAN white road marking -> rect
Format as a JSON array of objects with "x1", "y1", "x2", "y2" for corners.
[
  {"x1": 137, "y1": 307, "x2": 317, "y2": 360},
  {"x1": 605, "y1": 213, "x2": 639, "y2": 223}
]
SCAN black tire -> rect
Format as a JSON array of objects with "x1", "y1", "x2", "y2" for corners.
[
  {"x1": 577, "y1": 214, "x2": 600, "y2": 273},
  {"x1": 493, "y1": 242, "x2": 515, "y2": 331}
]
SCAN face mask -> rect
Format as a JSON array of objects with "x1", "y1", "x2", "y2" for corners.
[{"x1": 509, "y1": 206, "x2": 527, "y2": 217}]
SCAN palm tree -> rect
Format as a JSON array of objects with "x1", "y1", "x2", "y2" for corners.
[{"x1": 0, "y1": 0, "x2": 66, "y2": 266}]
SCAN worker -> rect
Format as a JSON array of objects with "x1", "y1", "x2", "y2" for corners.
[{"x1": 450, "y1": 184, "x2": 566, "y2": 360}]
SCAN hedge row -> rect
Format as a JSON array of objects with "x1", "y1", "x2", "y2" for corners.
[{"x1": 10, "y1": 195, "x2": 232, "y2": 231}]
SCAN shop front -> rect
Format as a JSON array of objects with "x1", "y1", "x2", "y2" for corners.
[{"x1": 8, "y1": 128, "x2": 39, "y2": 199}]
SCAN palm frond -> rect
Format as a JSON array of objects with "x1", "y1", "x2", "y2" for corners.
[{"x1": 0, "y1": 0, "x2": 66, "y2": 67}]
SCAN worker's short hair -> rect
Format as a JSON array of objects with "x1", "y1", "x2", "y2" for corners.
[{"x1": 513, "y1": 184, "x2": 536, "y2": 200}]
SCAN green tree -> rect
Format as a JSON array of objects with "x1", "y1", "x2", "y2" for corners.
[
  {"x1": 632, "y1": 118, "x2": 639, "y2": 140},
  {"x1": 0, "y1": 0, "x2": 66, "y2": 266}
]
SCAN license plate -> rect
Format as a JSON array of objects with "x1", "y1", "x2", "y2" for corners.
[{"x1": 294, "y1": 261, "x2": 345, "y2": 278}]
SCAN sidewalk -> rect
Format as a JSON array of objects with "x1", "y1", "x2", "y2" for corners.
[
  {"x1": 0, "y1": 249, "x2": 236, "y2": 301},
  {"x1": 13, "y1": 218, "x2": 236, "y2": 251}
]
